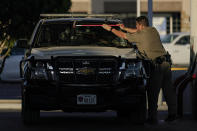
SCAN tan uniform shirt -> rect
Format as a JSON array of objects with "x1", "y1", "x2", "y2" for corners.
[{"x1": 126, "y1": 27, "x2": 166, "y2": 60}]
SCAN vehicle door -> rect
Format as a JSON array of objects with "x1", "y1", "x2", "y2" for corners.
[{"x1": 172, "y1": 35, "x2": 190, "y2": 65}]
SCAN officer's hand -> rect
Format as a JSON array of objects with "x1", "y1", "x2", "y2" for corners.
[
  {"x1": 118, "y1": 24, "x2": 125, "y2": 30},
  {"x1": 102, "y1": 24, "x2": 111, "y2": 31}
]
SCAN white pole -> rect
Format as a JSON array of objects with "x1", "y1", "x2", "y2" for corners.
[
  {"x1": 170, "y1": 16, "x2": 173, "y2": 34},
  {"x1": 191, "y1": 0, "x2": 197, "y2": 119},
  {"x1": 191, "y1": 0, "x2": 197, "y2": 58},
  {"x1": 137, "y1": 0, "x2": 141, "y2": 17},
  {"x1": 191, "y1": 0, "x2": 197, "y2": 53}
]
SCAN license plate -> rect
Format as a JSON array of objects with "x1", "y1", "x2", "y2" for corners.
[{"x1": 77, "y1": 94, "x2": 97, "y2": 105}]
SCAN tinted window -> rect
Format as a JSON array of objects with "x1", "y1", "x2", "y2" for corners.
[
  {"x1": 35, "y1": 22, "x2": 131, "y2": 48},
  {"x1": 161, "y1": 34, "x2": 178, "y2": 43},
  {"x1": 175, "y1": 36, "x2": 190, "y2": 45}
]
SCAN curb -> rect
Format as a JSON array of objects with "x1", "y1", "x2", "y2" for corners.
[
  {"x1": 0, "y1": 100, "x2": 21, "y2": 110},
  {"x1": 0, "y1": 100, "x2": 21, "y2": 104},
  {"x1": 0, "y1": 99, "x2": 168, "y2": 111}
]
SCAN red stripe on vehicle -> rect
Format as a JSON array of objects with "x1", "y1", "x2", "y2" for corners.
[{"x1": 76, "y1": 25, "x2": 120, "y2": 27}]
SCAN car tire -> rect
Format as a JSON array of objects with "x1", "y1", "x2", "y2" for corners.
[
  {"x1": 117, "y1": 95, "x2": 147, "y2": 124},
  {"x1": 22, "y1": 93, "x2": 40, "y2": 124},
  {"x1": 117, "y1": 110, "x2": 130, "y2": 120},
  {"x1": 130, "y1": 94, "x2": 147, "y2": 124}
]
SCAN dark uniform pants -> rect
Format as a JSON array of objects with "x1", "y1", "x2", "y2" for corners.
[{"x1": 147, "y1": 61, "x2": 177, "y2": 120}]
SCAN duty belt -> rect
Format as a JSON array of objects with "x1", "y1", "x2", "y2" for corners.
[{"x1": 154, "y1": 54, "x2": 172, "y2": 65}]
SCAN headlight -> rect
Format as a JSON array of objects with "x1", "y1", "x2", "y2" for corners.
[
  {"x1": 119, "y1": 60, "x2": 148, "y2": 86},
  {"x1": 31, "y1": 61, "x2": 54, "y2": 80},
  {"x1": 121, "y1": 61, "x2": 145, "y2": 79},
  {"x1": 125, "y1": 62, "x2": 142, "y2": 77},
  {"x1": 33, "y1": 68, "x2": 48, "y2": 79}
]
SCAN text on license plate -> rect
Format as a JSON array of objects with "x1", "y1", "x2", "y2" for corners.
[{"x1": 77, "y1": 94, "x2": 97, "y2": 105}]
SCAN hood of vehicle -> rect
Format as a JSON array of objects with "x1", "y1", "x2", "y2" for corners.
[{"x1": 30, "y1": 46, "x2": 136, "y2": 59}]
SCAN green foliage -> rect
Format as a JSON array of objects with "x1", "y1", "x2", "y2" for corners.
[{"x1": 0, "y1": 0, "x2": 71, "y2": 39}]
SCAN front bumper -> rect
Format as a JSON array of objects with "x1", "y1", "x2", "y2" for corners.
[{"x1": 23, "y1": 80, "x2": 146, "y2": 112}]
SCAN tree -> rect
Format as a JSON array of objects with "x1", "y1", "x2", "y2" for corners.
[{"x1": 0, "y1": 0, "x2": 72, "y2": 39}]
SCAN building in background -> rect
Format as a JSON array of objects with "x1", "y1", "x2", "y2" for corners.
[{"x1": 70, "y1": 0, "x2": 190, "y2": 35}]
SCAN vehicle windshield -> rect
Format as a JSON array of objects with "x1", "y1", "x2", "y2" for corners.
[
  {"x1": 35, "y1": 22, "x2": 131, "y2": 48},
  {"x1": 161, "y1": 34, "x2": 178, "y2": 43}
]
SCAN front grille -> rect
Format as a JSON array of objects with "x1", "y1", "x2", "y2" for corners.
[{"x1": 55, "y1": 56, "x2": 118, "y2": 84}]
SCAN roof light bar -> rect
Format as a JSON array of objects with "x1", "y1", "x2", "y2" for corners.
[{"x1": 40, "y1": 14, "x2": 118, "y2": 18}]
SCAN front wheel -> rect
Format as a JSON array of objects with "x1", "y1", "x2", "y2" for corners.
[
  {"x1": 21, "y1": 93, "x2": 40, "y2": 124},
  {"x1": 117, "y1": 110, "x2": 130, "y2": 120},
  {"x1": 117, "y1": 95, "x2": 147, "y2": 124},
  {"x1": 130, "y1": 95, "x2": 147, "y2": 124}
]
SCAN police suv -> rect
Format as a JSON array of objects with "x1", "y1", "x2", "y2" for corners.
[{"x1": 18, "y1": 14, "x2": 150, "y2": 124}]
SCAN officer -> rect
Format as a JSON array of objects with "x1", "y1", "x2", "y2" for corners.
[{"x1": 102, "y1": 16, "x2": 177, "y2": 124}]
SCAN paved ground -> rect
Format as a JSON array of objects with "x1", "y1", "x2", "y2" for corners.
[
  {"x1": 0, "y1": 99, "x2": 196, "y2": 131},
  {"x1": 0, "y1": 108, "x2": 196, "y2": 131}
]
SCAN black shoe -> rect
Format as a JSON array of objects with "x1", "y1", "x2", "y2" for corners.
[{"x1": 165, "y1": 115, "x2": 177, "y2": 122}]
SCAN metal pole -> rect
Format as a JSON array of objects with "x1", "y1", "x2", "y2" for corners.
[
  {"x1": 170, "y1": 16, "x2": 173, "y2": 34},
  {"x1": 191, "y1": 0, "x2": 197, "y2": 119},
  {"x1": 137, "y1": 0, "x2": 141, "y2": 17},
  {"x1": 148, "y1": 0, "x2": 153, "y2": 27}
]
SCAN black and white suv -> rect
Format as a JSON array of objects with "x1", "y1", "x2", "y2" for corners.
[{"x1": 19, "y1": 14, "x2": 150, "y2": 124}]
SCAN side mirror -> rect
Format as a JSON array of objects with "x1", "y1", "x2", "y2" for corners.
[
  {"x1": 25, "y1": 50, "x2": 31, "y2": 57},
  {"x1": 15, "y1": 39, "x2": 29, "y2": 49}
]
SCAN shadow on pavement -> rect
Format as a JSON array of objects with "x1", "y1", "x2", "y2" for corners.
[{"x1": 0, "y1": 110, "x2": 196, "y2": 131}]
